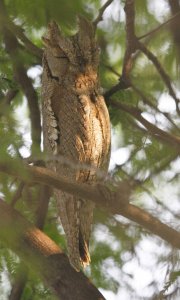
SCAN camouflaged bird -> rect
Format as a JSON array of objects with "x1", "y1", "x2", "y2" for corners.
[{"x1": 42, "y1": 18, "x2": 111, "y2": 271}]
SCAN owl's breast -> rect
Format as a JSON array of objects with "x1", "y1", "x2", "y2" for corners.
[{"x1": 54, "y1": 91, "x2": 110, "y2": 182}]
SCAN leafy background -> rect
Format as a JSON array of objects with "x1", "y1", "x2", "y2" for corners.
[{"x1": 0, "y1": 0, "x2": 180, "y2": 299}]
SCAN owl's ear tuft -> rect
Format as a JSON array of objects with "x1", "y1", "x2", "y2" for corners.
[
  {"x1": 77, "y1": 15, "x2": 95, "y2": 39},
  {"x1": 42, "y1": 21, "x2": 62, "y2": 46},
  {"x1": 77, "y1": 16, "x2": 96, "y2": 63}
]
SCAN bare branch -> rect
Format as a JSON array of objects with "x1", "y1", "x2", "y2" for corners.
[
  {"x1": 122, "y1": 204, "x2": 180, "y2": 249},
  {"x1": 137, "y1": 41, "x2": 180, "y2": 114},
  {"x1": 93, "y1": 0, "x2": 114, "y2": 28},
  {"x1": 138, "y1": 11, "x2": 180, "y2": 40},
  {"x1": 130, "y1": 81, "x2": 180, "y2": 131},
  {"x1": 104, "y1": 64, "x2": 121, "y2": 77},
  {"x1": 109, "y1": 98, "x2": 180, "y2": 150},
  {"x1": 104, "y1": 0, "x2": 137, "y2": 97},
  {"x1": 0, "y1": 160, "x2": 180, "y2": 249}
]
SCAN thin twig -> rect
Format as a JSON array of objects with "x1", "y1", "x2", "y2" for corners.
[
  {"x1": 109, "y1": 98, "x2": 180, "y2": 150},
  {"x1": 104, "y1": 80, "x2": 129, "y2": 99},
  {"x1": 104, "y1": 64, "x2": 121, "y2": 77},
  {"x1": 130, "y1": 81, "x2": 180, "y2": 131},
  {"x1": 137, "y1": 41, "x2": 180, "y2": 114},
  {"x1": 93, "y1": 0, "x2": 114, "y2": 28},
  {"x1": 138, "y1": 11, "x2": 180, "y2": 40}
]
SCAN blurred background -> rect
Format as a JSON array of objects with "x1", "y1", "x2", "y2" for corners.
[{"x1": 0, "y1": 0, "x2": 179, "y2": 299}]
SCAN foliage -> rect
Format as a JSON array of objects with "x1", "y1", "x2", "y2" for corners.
[{"x1": 0, "y1": 0, "x2": 180, "y2": 299}]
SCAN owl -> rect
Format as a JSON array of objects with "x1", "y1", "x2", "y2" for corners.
[{"x1": 42, "y1": 18, "x2": 111, "y2": 271}]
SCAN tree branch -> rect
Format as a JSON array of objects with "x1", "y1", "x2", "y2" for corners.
[
  {"x1": 137, "y1": 41, "x2": 180, "y2": 114},
  {"x1": 0, "y1": 199, "x2": 105, "y2": 300},
  {"x1": 122, "y1": 0, "x2": 136, "y2": 78},
  {"x1": 3, "y1": 88, "x2": 18, "y2": 105},
  {"x1": 130, "y1": 81, "x2": 180, "y2": 131},
  {"x1": 168, "y1": 0, "x2": 180, "y2": 60},
  {"x1": 104, "y1": 0, "x2": 180, "y2": 118},
  {"x1": 138, "y1": 11, "x2": 180, "y2": 40},
  {"x1": 104, "y1": 0, "x2": 137, "y2": 98},
  {"x1": 3, "y1": 28, "x2": 41, "y2": 152},
  {"x1": 93, "y1": 0, "x2": 114, "y2": 28},
  {"x1": 0, "y1": 159, "x2": 180, "y2": 249},
  {"x1": 0, "y1": 0, "x2": 42, "y2": 59},
  {"x1": 0, "y1": 0, "x2": 41, "y2": 153},
  {"x1": 9, "y1": 264, "x2": 28, "y2": 300},
  {"x1": 9, "y1": 184, "x2": 51, "y2": 298},
  {"x1": 6, "y1": 21, "x2": 43, "y2": 59},
  {"x1": 108, "y1": 98, "x2": 180, "y2": 150}
]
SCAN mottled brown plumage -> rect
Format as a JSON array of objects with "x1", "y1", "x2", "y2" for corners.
[{"x1": 42, "y1": 18, "x2": 111, "y2": 271}]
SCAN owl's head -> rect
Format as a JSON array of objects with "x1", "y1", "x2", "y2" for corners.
[{"x1": 42, "y1": 18, "x2": 100, "y2": 81}]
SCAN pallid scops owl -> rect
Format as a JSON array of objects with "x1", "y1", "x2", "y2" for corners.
[{"x1": 42, "y1": 18, "x2": 111, "y2": 271}]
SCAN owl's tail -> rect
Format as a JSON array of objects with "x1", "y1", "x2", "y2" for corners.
[
  {"x1": 56, "y1": 190, "x2": 93, "y2": 271},
  {"x1": 79, "y1": 231, "x2": 91, "y2": 267}
]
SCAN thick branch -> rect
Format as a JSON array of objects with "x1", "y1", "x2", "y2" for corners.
[
  {"x1": 0, "y1": 160, "x2": 180, "y2": 249},
  {"x1": 7, "y1": 22, "x2": 43, "y2": 59},
  {"x1": 9, "y1": 184, "x2": 51, "y2": 298},
  {"x1": 121, "y1": 204, "x2": 180, "y2": 248},
  {"x1": 9, "y1": 264, "x2": 28, "y2": 300},
  {"x1": 0, "y1": 160, "x2": 130, "y2": 214},
  {"x1": 0, "y1": 199, "x2": 105, "y2": 300}
]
